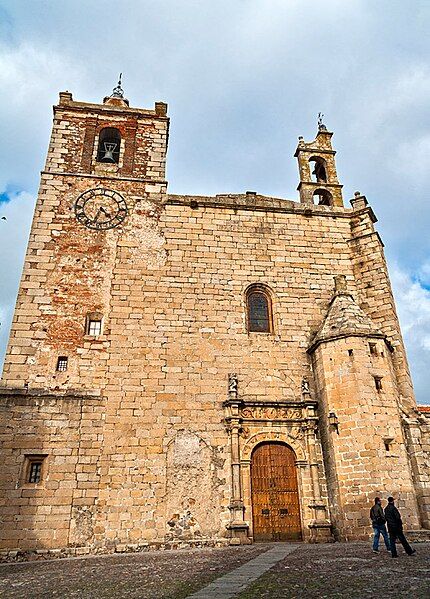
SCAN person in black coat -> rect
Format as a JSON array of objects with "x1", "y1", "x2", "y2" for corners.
[{"x1": 384, "y1": 496, "x2": 416, "y2": 558}]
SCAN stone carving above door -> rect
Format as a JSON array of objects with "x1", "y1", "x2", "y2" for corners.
[{"x1": 240, "y1": 405, "x2": 303, "y2": 421}]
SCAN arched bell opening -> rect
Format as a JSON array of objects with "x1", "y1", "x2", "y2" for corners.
[
  {"x1": 309, "y1": 157, "x2": 327, "y2": 183},
  {"x1": 96, "y1": 127, "x2": 121, "y2": 163},
  {"x1": 250, "y1": 442, "x2": 302, "y2": 541},
  {"x1": 313, "y1": 188, "x2": 333, "y2": 206}
]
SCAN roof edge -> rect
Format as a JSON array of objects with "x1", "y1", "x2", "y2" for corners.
[{"x1": 307, "y1": 331, "x2": 392, "y2": 355}]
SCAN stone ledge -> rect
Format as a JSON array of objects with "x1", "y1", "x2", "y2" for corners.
[
  {"x1": 0, "y1": 387, "x2": 102, "y2": 401},
  {"x1": 0, "y1": 539, "x2": 231, "y2": 563},
  {"x1": 167, "y1": 193, "x2": 352, "y2": 217},
  {"x1": 405, "y1": 529, "x2": 430, "y2": 542}
]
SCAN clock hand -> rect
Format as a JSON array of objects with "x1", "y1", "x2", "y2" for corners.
[
  {"x1": 93, "y1": 207, "x2": 103, "y2": 222},
  {"x1": 100, "y1": 206, "x2": 111, "y2": 218}
]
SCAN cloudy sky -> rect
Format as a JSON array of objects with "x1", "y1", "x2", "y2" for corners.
[{"x1": 0, "y1": 1, "x2": 429, "y2": 404}]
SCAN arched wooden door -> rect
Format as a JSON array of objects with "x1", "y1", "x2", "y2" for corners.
[{"x1": 251, "y1": 442, "x2": 302, "y2": 541}]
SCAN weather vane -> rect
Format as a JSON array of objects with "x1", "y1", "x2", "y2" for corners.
[
  {"x1": 318, "y1": 112, "x2": 327, "y2": 131},
  {"x1": 111, "y1": 73, "x2": 124, "y2": 99}
]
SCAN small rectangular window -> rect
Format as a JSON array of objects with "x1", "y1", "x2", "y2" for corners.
[
  {"x1": 374, "y1": 376, "x2": 383, "y2": 391},
  {"x1": 24, "y1": 455, "x2": 47, "y2": 485},
  {"x1": 369, "y1": 343, "x2": 378, "y2": 356},
  {"x1": 56, "y1": 356, "x2": 68, "y2": 372},
  {"x1": 88, "y1": 319, "x2": 102, "y2": 336}
]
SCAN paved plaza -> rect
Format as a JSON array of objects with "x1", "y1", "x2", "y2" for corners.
[{"x1": 0, "y1": 542, "x2": 429, "y2": 598}]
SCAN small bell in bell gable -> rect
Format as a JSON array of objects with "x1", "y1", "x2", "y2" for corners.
[{"x1": 101, "y1": 142, "x2": 117, "y2": 163}]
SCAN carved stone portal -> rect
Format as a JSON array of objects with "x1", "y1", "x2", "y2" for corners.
[{"x1": 223, "y1": 390, "x2": 332, "y2": 544}]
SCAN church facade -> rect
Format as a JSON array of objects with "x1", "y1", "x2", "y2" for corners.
[{"x1": 1, "y1": 85, "x2": 429, "y2": 556}]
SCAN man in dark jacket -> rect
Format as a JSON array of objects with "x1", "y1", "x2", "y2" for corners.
[
  {"x1": 384, "y1": 496, "x2": 416, "y2": 558},
  {"x1": 370, "y1": 497, "x2": 390, "y2": 552}
]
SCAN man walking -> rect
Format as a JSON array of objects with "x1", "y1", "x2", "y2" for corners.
[
  {"x1": 370, "y1": 497, "x2": 390, "y2": 553},
  {"x1": 384, "y1": 496, "x2": 416, "y2": 558}
]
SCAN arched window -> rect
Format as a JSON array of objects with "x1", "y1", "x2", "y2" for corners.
[
  {"x1": 309, "y1": 157, "x2": 327, "y2": 183},
  {"x1": 313, "y1": 188, "x2": 332, "y2": 206},
  {"x1": 96, "y1": 127, "x2": 121, "y2": 163},
  {"x1": 246, "y1": 286, "x2": 273, "y2": 333}
]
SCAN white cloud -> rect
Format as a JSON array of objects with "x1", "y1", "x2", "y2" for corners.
[{"x1": 0, "y1": 41, "x2": 88, "y2": 192}]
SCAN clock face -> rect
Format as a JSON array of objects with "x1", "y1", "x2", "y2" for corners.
[{"x1": 74, "y1": 188, "x2": 128, "y2": 230}]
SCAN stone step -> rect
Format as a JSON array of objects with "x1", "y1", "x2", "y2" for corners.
[{"x1": 405, "y1": 529, "x2": 430, "y2": 542}]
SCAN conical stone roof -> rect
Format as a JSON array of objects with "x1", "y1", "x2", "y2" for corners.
[{"x1": 308, "y1": 276, "x2": 385, "y2": 353}]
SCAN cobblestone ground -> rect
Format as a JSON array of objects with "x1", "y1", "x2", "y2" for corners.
[
  {"x1": 0, "y1": 545, "x2": 269, "y2": 599},
  {"x1": 237, "y1": 541, "x2": 430, "y2": 599},
  {"x1": 1, "y1": 542, "x2": 429, "y2": 599}
]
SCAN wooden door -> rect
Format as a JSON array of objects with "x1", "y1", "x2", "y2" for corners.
[{"x1": 251, "y1": 442, "x2": 302, "y2": 541}]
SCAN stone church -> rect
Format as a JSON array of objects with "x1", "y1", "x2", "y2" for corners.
[{"x1": 1, "y1": 82, "x2": 429, "y2": 556}]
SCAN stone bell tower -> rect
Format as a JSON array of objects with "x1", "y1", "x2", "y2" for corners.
[
  {"x1": 1, "y1": 78, "x2": 169, "y2": 392},
  {"x1": 294, "y1": 114, "x2": 343, "y2": 207}
]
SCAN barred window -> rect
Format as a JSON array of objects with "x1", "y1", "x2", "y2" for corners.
[
  {"x1": 29, "y1": 461, "x2": 42, "y2": 483},
  {"x1": 246, "y1": 286, "x2": 273, "y2": 333},
  {"x1": 24, "y1": 455, "x2": 47, "y2": 485},
  {"x1": 56, "y1": 356, "x2": 68, "y2": 372}
]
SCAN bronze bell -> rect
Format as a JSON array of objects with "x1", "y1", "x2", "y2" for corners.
[{"x1": 101, "y1": 142, "x2": 117, "y2": 162}]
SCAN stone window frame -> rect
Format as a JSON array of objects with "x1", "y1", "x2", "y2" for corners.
[
  {"x1": 373, "y1": 375, "x2": 383, "y2": 392},
  {"x1": 245, "y1": 284, "x2": 274, "y2": 334},
  {"x1": 85, "y1": 312, "x2": 104, "y2": 337},
  {"x1": 369, "y1": 342, "x2": 378, "y2": 357},
  {"x1": 20, "y1": 454, "x2": 49, "y2": 488}
]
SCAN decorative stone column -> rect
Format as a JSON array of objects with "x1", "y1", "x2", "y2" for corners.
[
  {"x1": 303, "y1": 382, "x2": 332, "y2": 542},
  {"x1": 223, "y1": 374, "x2": 250, "y2": 544}
]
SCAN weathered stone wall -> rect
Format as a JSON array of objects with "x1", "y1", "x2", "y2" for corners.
[
  {"x1": 403, "y1": 409, "x2": 430, "y2": 529},
  {"x1": 349, "y1": 194, "x2": 416, "y2": 410},
  {"x1": 2, "y1": 93, "x2": 168, "y2": 392},
  {"x1": 1, "y1": 191, "x2": 357, "y2": 549},
  {"x1": 0, "y1": 391, "x2": 104, "y2": 550},
  {"x1": 87, "y1": 196, "x2": 356, "y2": 546},
  {"x1": 312, "y1": 335, "x2": 420, "y2": 540}
]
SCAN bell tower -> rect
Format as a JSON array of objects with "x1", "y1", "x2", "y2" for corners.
[
  {"x1": 47, "y1": 77, "x2": 168, "y2": 181},
  {"x1": 1, "y1": 81, "x2": 169, "y2": 391},
  {"x1": 294, "y1": 114, "x2": 343, "y2": 207}
]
